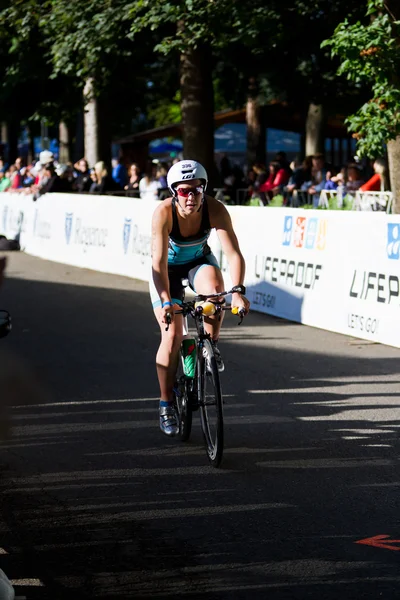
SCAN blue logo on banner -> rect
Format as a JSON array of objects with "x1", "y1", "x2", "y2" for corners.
[
  {"x1": 65, "y1": 213, "x2": 73, "y2": 245},
  {"x1": 123, "y1": 218, "x2": 131, "y2": 254},
  {"x1": 2, "y1": 206, "x2": 8, "y2": 232},
  {"x1": 305, "y1": 218, "x2": 318, "y2": 249},
  {"x1": 387, "y1": 223, "x2": 400, "y2": 259},
  {"x1": 282, "y1": 216, "x2": 293, "y2": 246}
]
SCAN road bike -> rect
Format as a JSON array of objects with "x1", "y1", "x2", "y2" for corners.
[{"x1": 166, "y1": 284, "x2": 245, "y2": 468}]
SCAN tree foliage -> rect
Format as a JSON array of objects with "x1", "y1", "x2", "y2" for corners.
[{"x1": 322, "y1": 0, "x2": 400, "y2": 157}]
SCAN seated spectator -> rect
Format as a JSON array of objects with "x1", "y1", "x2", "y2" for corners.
[
  {"x1": 21, "y1": 165, "x2": 35, "y2": 187},
  {"x1": 259, "y1": 160, "x2": 290, "y2": 202},
  {"x1": 306, "y1": 153, "x2": 328, "y2": 207},
  {"x1": 73, "y1": 158, "x2": 92, "y2": 192},
  {"x1": 139, "y1": 167, "x2": 161, "y2": 200},
  {"x1": 8, "y1": 164, "x2": 22, "y2": 190},
  {"x1": 125, "y1": 163, "x2": 141, "y2": 196},
  {"x1": 360, "y1": 158, "x2": 388, "y2": 192},
  {"x1": 275, "y1": 150, "x2": 292, "y2": 180},
  {"x1": 0, "y1": 169, "x2": 11, "y2": 192},
  {"x1": 252, "y1": 163, "x2": 268, "y2": 191},
  {"x1": 157, "y1": 163, "x2": 170, "y2": 200},
  {"x1": 111, "y1": 157, "x2": 127, "y2": 189},
  {"x1": 56, "y1": 164, "x2": 74, "y2": 192},
  {"x1": 157, "y1": 163, "x2": 168, "y2": 188},
  {"x1": 286, "y1": 156, "x2": 313, "y2": 192},
  {"x1": 89, "y1": 161, "x2": 121, "y2": 194},
  {"x1": 345, "y1": 164, "x2": 364, "y2": 193}
]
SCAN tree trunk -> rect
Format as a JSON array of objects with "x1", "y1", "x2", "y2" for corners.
[
  {"x1": 180, "y1": 43, "x2": 216, "y2": 189},
  {"x1": 385, "y1": 1, "x2": 400, "y2": 212},
  {"x1": 387, "y1": 137, "x2": 400, "y2": 212},
  {"x1": 246, "y1": 77, "x2": 266, "y2": 167},
  {"x1": 59, "y1": 121, "x2": 70, "y2": 164},
  {"x1": 305, "y1": 103, "x2": 325, "y2": 156},
  {"x1": 83, "y1": 77, "x2": 100, "y2": 168}
]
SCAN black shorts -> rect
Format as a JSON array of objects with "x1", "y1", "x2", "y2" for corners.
[{"x1": 150, "y1": 253, "x2": 220, "y2": 307}]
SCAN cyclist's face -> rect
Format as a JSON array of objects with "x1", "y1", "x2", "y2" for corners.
[{"x1": 175, "y1": 179, "x2": 203, "y2": 212}]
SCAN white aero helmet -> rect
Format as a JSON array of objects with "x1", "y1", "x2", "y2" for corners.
[{"x1": 167, "y1": 160, "x2": 208, "y2": 195}]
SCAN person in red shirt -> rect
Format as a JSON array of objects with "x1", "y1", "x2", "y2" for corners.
[
  {"x1": 360, "y1": 158, "x2": 388, "y2": 191},
  {"x1": 259, "y1": 161, "x2": 289, "y2": 202}
]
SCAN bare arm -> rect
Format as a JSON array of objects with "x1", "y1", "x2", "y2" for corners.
[
  {"x1": 212, "y1": 200, "x2": 246, "y2": 289},
  {"x1": 151, "y1": 205, "x2": 171, "y2": 306}
]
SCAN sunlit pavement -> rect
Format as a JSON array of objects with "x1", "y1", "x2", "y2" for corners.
[{"x1": 1, "y1": 252, "x2": 400, "y2": 599}]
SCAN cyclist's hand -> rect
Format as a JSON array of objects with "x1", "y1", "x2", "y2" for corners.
[
  {"x1": 231, "y1": 294, "x2": 250, "y2": 316},
  {"x1": 161, "y1": 303, "x2": 175, "y2": 325}
]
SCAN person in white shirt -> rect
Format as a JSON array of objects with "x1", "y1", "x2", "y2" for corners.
[{"x1": 139, "y1": 168, "x2": 161, "y2": 200}]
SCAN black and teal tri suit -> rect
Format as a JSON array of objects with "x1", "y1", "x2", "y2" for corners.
[{"x1": 150, "y1": 198, "x2": 220, "y2": 308}]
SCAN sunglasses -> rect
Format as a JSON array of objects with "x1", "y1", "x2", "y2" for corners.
[{"x1": 176, "y1": 185, "x2": 203, "y2": 197}]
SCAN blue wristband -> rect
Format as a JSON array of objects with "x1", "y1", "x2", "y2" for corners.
[{"x1": 162, "y1": 301, "x2": 172, "y2": 308}]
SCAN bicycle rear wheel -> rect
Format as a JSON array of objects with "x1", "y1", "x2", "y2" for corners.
[
  {"x1": 174, "y1": 355, "x2": 193, "y2": 442},
  {"x1": 198, "y1": 338, "x2": 224, "y2": 467}
]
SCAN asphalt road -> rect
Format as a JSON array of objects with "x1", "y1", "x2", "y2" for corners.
[{"x1": 1, "y1": 252, "x2": 400, "y2": 599}]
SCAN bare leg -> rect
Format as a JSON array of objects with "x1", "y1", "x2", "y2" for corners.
[
  {"x1": 193, "y1": 266, "x2": 225, "y2": 340},
  {"x1": 154, "y1": 306, "x2": 184, "y2": 402}
]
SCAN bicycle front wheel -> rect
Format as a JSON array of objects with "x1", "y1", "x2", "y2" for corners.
[{"x1": 198, "y1": 338, "x2": 224, "y2": 467}]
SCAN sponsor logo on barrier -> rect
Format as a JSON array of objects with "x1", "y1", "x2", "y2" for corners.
[
  {"x1": 123, "y1": 219, "x2": 151, "y2": 263},
  {"x1": 123, "y1": 218, "x2": 131, "y2": 254},
  {"x1": 255, "y1": 255, "x2": 322, "y2": 290},
  {"x1": 33, "y1": 209, "x2": 51, "y2": 240},
  {"x1": 2, "y1": 206, "x2": 8, "y2": 232},
  {"x1": 350, "y1": 270, "x2": 400, "y2": 305},
  {"x1": 75, "y1": 218, "x2": 108, "y2": 247},
  {"x1": 387, "y1": 224, "x2": 400, "y2": 260},
  {"x1": 283, "y1": 215, "x2": 327, "y2": 250},
  {"x1": 65, "y1": 213, "x2": 107, "y2": 247},
  {"x1": 65, "y1": 213, "x2": 73, "y2": 244}
]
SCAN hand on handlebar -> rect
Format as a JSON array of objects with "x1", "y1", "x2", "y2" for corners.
[
  {"x1": 231, "y1": 294, "x2": 250, "y2": 317},
  {"x1": 161, "y1": 303, "x2": 175, "y2": 327}
]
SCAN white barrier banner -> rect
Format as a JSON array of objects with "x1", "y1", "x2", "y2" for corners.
[{"x1": 1, "y1": 192, "x2": 400, "y2": 348}]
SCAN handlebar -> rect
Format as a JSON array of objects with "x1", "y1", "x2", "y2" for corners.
[{"x1": 165, "y1": 303, "x2": 246, "y2": 330}]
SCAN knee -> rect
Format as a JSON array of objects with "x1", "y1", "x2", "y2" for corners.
[{"x1": 161, "y1": 329, "x2": 183, "y2": 353}]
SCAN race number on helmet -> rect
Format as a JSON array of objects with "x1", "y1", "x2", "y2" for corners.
[{"x1": 167, "y1": 160, "x2": 208, "y2": 194}]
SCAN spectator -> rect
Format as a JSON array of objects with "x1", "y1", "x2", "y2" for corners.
[
  {"x1": 7, "y1": 165, "x2": 22, "y2": 191},
  {"x1": 252, "y1": 163, "x2": 268, "y2": 190},
  {"x1": 307, "y1": 153, "x2": 328, "y2": 207},
  {"x1": 125, "y1": 163, "x2": 141, "y2": 196},
  {"x1": 73, "y1": 158, "x2": 92, "y2": 192},
  {"x1": 0, "y1": 169, "x2": 11, "y2": 192},
  {"x1": 89, "y1": 161, "x2": 121, "y2": 195},
  {"x1": 259, "y1": 160, "x2": 290, "y2": 202},
  {"x1": 21, "y1": 165, "x2": 35, "y2": 187},
  {"x1": 275, "y1": 150, "x2": 292, "y2": 180},
  {"x1": 39, "y1": 150, "x2": 54, "y2": 166},
  {"x1": 360, "y1": 158, "x2": 389, "y2": 192},
  {"x1": 36, "y1": 162, "x2": 65, "y2": 196},
  {"x1": 56, "y1": 164, "x2": 74, "y2": 192},
  {"x1": 139, "y1": 166, "x2": 161, "y2": 200},
  {"x1": 345, "y1": 164, "x2": 364, "y2": 194},
  {"x1": 288, "y1": 156, "x2": 313, "y2": 190},
  {"x1": 219, "y1": 153, "x2": 232, "y2": 181},
  {"x1": 111, "y1": 157, "x2": 127, "y2": 189},
  {"x1": 157, "y1": 163, "x2": 170, "y2": 200}
]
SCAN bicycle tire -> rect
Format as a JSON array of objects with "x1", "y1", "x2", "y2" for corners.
[
  {"x1": 198, "y1": 338, "x2": 224, "y2": 467},
  {"x1": 174, "y1": 354, "x2": 193, "y2": 442}
]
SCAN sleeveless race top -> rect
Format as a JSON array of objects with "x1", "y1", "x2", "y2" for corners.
[{"x1": 167, "y1": 199, "x2": 212, "y2": 265}]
